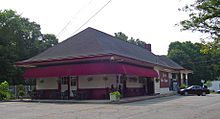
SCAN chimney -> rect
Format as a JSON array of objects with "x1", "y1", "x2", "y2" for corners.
[{"x1": 144, "y1": 44, "x2": 151, "y2": 52}]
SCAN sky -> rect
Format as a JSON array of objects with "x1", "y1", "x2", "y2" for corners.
[{"x1": 0, "y1": 0, "x2": 203, "y2": 55}]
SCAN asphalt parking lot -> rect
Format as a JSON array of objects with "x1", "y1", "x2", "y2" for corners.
[{"x1": 1, "y1": 94, "x2": 220, "y2": 119}]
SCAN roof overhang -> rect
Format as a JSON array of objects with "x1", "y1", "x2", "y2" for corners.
[
  {"x1": 15, "y1": 53, "x2": 188, "y2": 72},
  {"x1": 180, "y1": 69, "x2": 193, "y2": 74},
  {"x1": 15, "y1": 53, "x2": 156, "y2": 68},
  {"x1": 15, "y1": 54, "x2": 114, "y2": 67},
  {"x1": 24, "y1": 62, "x2": 158, "y2": 78}
]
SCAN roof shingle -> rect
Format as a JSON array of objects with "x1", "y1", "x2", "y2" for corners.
[{"x1": 19, "y1": 27, "x2": 184, "y2": 70}]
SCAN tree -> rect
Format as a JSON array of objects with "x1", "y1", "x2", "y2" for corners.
[
  {"x1": 179, "y1": 0, "x2": 219, "y2": 53},
  {"x1": 206, "y1": 80, "x2": 212, "y2": 88},
  {"x1": 168, "y1": 41, "x2": 220, "y2": 85},
  {"x1": 114, "y1": 32, "x2": 128, "y2": 41},
  {"x1": 0, "y1": 81, "x2": 10, "y2": 100},
  {"x1": 114, "y1": 32, "x2": 146, "y2": 48},
  {"x1": 0, "y1": 9, "x2": 58, "y2": 85}
]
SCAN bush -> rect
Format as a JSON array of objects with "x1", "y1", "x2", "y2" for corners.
[
  {"x1": 17, "y1": 84, "x2": 25, "y2": 98},
  {"x1": 10, "y1": 94, "x2": 16, "y2": 99},
  {"x1": 110, "y1": 91, "x2": 120, "y2": 99},
  {"x1": 180, "y1": 84, "x2": 187, "y2": 89},
  {"x1": 17, "y1": 84, "x2": 24, "y2": 91},
  {"x1": 206, "y1": 80, "x2": 212, "y2": 88},
  {"x1": 0, "y1": 81, "x2": 10, "y2": 101},
  {"x1": 18, "y1": 90, "x2": 24, "y2": 97}
]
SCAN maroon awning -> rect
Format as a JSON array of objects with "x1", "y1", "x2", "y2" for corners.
[{"x1": 24, "y1": 63, "x2": 158, "y2": 78}]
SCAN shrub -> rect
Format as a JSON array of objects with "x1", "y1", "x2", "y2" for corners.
[
  {"x1": 123, "y1": 75, "x2": 128, "y2": 80},
  {"x1": 17, "y1": 84, "x2": 24, "y2": 91},
  {"x1": 18, "y1": 90, "x2": 25, "y2": 97},
  {"x1": 110, "y1": 91, "x2": 120, "y2": 99},
  {"x1": 180, "y1": 84, "x2": 187, "y2": 89},
  {"x1": 0, "y1": 81, "x2": 10, "y2": 101},
  {"x1": 206, "y1": 80, "x2": 212, "y2": 88},
  {"x1": 17, "y1": 84, "x2": 25, "y2": 98},
  {"x1": 10, "y1": 94, "x2": 16, "y2": 99}
]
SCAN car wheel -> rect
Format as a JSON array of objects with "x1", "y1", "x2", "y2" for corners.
[
  {"x1": 184, "y1": 92, "x2": 188, "y2": 96},
  {"x1": 202, "y1": 92, "x2": 206, "y2": 96}
]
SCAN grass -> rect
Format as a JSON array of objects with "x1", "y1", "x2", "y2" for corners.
[{"x1": 210, "y1": 91, "x2": 220, "y2": 94}]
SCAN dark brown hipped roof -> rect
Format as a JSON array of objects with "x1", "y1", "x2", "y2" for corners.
[
  {"x1": 157, "y1": 55, "x2": 184, "y2": 69},
  {"x1": 18, "y1": 27, "x2": 184, "y2": 70}
]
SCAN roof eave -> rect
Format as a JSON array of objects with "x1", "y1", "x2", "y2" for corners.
[{"x1": 15, "y1": 54, "x2": 115, "y2": 67}]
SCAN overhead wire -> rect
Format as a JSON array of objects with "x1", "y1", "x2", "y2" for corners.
[
  {"x1": 57, "y1": 0, "x2": 94, "y2": 39},
  {"x1": 71, "y1": 0, "x2": 112, "y2": 36}
]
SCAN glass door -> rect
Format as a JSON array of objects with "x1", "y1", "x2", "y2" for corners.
[{"x1": 70, "y1": 76, "x2": 77, "y2": 97}]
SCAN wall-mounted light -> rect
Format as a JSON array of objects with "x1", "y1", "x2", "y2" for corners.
[{"x1": 110, "y1": 56, "x2": 115, "y2": 60}]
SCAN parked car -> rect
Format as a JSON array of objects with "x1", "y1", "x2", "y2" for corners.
[
  {"x1": 178, "y1": 85, "x2": 210, "y2": 96},
  {"x1": 217, "y1": 90, "x2": 220, "y2": 94}
]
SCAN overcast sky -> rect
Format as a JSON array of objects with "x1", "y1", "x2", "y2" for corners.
[{"x1": 1, "y1": 0, "x2": 203, "y2": 55}]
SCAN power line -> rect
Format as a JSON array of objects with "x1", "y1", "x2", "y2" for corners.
[
  {"x1": 57, "y1": 0, "x2": 94, "y2": 38},
  {"x1": 71, "y1": 0, "x2": 112, "y2": 36}
]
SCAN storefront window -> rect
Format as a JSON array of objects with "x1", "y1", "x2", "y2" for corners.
[
  {"x1": 61, "y1": 77, "x2": 68, "y2": 84},
  {"x1": 71, "y1": 80, "x2": 76, "y2": 86}
]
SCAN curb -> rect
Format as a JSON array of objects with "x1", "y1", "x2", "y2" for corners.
[
  {"x1": 6, "y1": 99, "x2": 111, "y2": 104},
  {"x1": 5, "y1": 92, "x2": 177, "y2": 104},
  {"x1": 113, "y1": 92, "x2": 177, "y2": 104}
]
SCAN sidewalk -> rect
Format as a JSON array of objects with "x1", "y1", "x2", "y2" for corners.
[{"x1": 8, "y1": 91, "x2": 177, "y2": 104}]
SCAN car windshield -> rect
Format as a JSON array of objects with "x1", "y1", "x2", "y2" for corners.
[
  {"x1": 187, "y1": 85, "x2": 202, "y2": 89},
  {"x1": 187, "y1": 86, "x2": 194, "y2": 89}
]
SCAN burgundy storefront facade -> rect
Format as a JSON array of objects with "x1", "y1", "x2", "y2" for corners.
[
  {"x1": 16, "y1": 27, "x2": 192, "y2": 100},
  {"x1": 22, "y1": 60, "x2": 159, "y2": 99}
]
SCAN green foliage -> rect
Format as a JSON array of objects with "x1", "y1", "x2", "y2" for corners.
[
  {"x1": 10, "y1": 94, "x2": 16, "y2": 99},
  {"x1": 206, "y1": 80, "x2": 212, "y2": 87},
  {"x1": 0, "y1": 9, "x2": 58, "y2": 84},
  {"x1": 17, "y1": 84, "x2": 25, "y2": 97},
  {"x1": 168, "y1": 41, "x2": 220, "y2": 85},
  {"x1": 114, "y1": 32, "x2": 146, "y2": 48},
  {"x1": 130, "y1": 76, "x2": 138, "y2": 82},
  {"x1": 17, "y1": 84, "x2": 24, "y2": 91},
  {"x1": 18, "y1": 90, "x2": 24, "y2": 97},
  {"x1": 178, "y1": 0, "x2": 219, "y2": 54},
  {"x1": 123, "y1": 75, "x2": 128, "y2": 80},
  {"x1": 211, "y1": 91, "x2": 219, "y2": 94},
  {"x1": 216, "y1": 76, "x2": 220, "y2": 80},
  {"x1": 110, "y1": 91, "x2": 120, "y2": 99},
  {"x1": 114, "y1": 32, "x2": 128, "y2": 41},
  {"x1": 0, "y1": 81, "x2": 10, "y2": 100},
  {"x1": 180, "y1": 84, "x2": 188, "y2": 89}
]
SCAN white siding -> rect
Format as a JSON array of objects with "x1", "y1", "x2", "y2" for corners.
[
  {"x1": 126, "y1": 77, "x2": 143, "y2": 88},
  {"x1": 36, "y1": 77, "x2": 58, "y2": 90},
  {"x1": 78, "y1": 75, "x2": 117, "y2": 89}
]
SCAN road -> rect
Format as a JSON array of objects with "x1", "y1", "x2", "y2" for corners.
[{"x1": 0, "y1": 94, "x2": 220, "y2": 119}]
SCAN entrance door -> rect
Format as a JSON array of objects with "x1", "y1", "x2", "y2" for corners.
[
  {"x1": 61, "y1": 77, "x2": 68, "y2": 92},
  {"x1": 169, "y1": 79, "x2": 173, "y2": 91},
  {"x1": 70, "y1": 76, "x2": 77, "y2": 97},
  {"x1": 122, "y1": 79, "x2": 127, "y2": 97},
  {"x1": 147, "y1": 77, "x2": 154, "y2": 95},
  {"x1": 173, "y1": 82, "x2": 178, "y2": 91}
]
